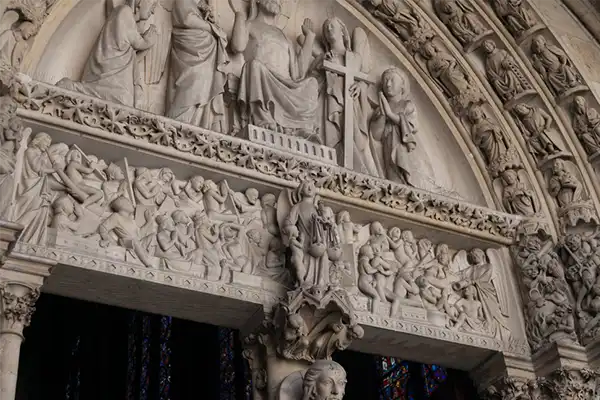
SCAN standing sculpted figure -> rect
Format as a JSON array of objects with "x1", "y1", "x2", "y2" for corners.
[
  {"x1": 229, "y1": 0, "x2": 319, "y2": 136},
  {"x1": 488, "y1": 0, "x2": 538, "y2": 38},
  {"x1": 420, "y1": 42, "x2": 470, "y2": 99},
  {"x1": 513, "y1": 103, "x2": 562, "y2": 161},
  {"x1": 364, "y1": 0, "x2": 432, "y2": 45},
  {"x1": 530, "y1": 35, "x2": 583, "y2": 97},
  {"x1": 317, "y1": 16, "x2": 378, "y2": 175},
  {"x1": 434, "y1": 0, "x2": 487, "y2": 48},
  {"x1": 57, "y1": 0, "x2": 158, "y2": 107},
  {"x1": 370, "y1": 67, "x2": 433, "y2": 188},
  {"x1": 549, "y1": 159, "x2": 583, "y2": 208},
  {"x1": 482, "y1": 40, "x2": 530, "y2": 104},
  {"x1": 0, "y1": 99, "x2": 23, "y2": 217},
  {"x1": 500, "y1": 169, "x2": 538, "y2": 217},
  {"x1": 166, "y1": 0, "x2": 229, "y2": 132},
  {"x1": 571, "y1": 96, "x2": 600, "y2": 156},
  {"x1": 282, "y1": 181, "x2": 337, "y2": 287},
  {"x1": 468, "y1": 105, "x2": 511, "y2": 167}
]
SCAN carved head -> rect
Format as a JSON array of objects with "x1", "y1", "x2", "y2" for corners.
[
  {"x1": 30, "y1": 132, "x2": 52, "y2": 151},
  {"x1": 573, "y1": 96, "x2": 587, "y2": 113},
  {"x1": 436, "y1": 243, "x2": 449, "y2": 264},
  {"x1": 501, "y1": 169, "x2": 518, "y2": 186},
  {"x1": 302, "y1": 361, "x2": 347, "y2": 400},
  {"x1": 156, "y1": 214, "x2": 175, "y2": 230},
  {"x1": 464, "y1": 284, "x2": 477, "y2": 299},
  {"x1": 388, "y1": 227, "x2": 401, "y2": 241},
  {"x1": 322, "y1": 17, "x2": 351, "y2": 50},
  {"x1": 53, "y1": 195, "x2": 74, "y2": 215},
  {"x1": 159, "y1": 168, "x2": 174, "y2": 183},
  {"x1": 369, "y1": 221, "x2": 385, "y2": 236},
  {"x1": 467, "y1": 105, "x2": 485, "y2": 123},
  {"x1": 66, "y1": 148, "x2": 82, "y2": 164},
  {"x1": 261, "y1": 193, "x2": 276, "y2": 207},
  {"x1": 245, "y1": 188, "x2": 260, "y2": 204},
  {"x1": 582, "y1": 268, "x2": 595, "y2": 287},
  {"x1": 381, "y1": 67, "x2": 408, "y2": 98},
  {"x1": 286, "y1": 225, "x2": 299, "y2": 240},
  {"x1": 482, "y1": 39, "x2": 496, "y2": 54},
  {"x1": 359, "y1": 244, "x2": 374, "y2": 259},
  {"x1": 135, "y1": 0, "x2": 158, "y2": 21},
  {"x1": 513, "y1": 103, "x2": 530, "y2": 117},
  {"x1": 0, "y1": 97, "x2": 17, "y2": 116},
  {"x1": 350, "y1": 325, "x2": 364, "y2": 340},
  {"x1": 531, "y1": 35, "x2": 547, "y2": 53},
  {"x1": 401, "y1": 230, "x2": 415, "y2": 243},
  {"x1": 257, "y1": 0, "x2": 282, "y2": 16},
  {"x1": 442, "y1": 1, "x2": 459, "y2": 14},
  {"x1": 415, "y1": 275, "x2": 428, "y2": 289},
  {"x1": 18, "y1": 21, "x2": 37, "y2": 40},
  {"x1": 297, "y1": 181, "x2": 316, "y2": 200},
  {"x1": 171, "y1": 210, "x2": 190, "y2": 225},
  {"x1": 552, "y1": 159, "x2": 566, "y2": 174},
  {"x1": 106, "y1": 163, "x2": 125, "y2": 180},
  {"x1": 190, "y1": 175, "x2": 205, "y2": 191},
  {"x1": 566, "y1": 234, "x2": 582, "y2": 251},
  {"x1": 247, "y1": 229, "x2": 262, "y2": 245},
  {"x1": 522, "y1": 264, "x2": 539, "y2": 279},
  {"x1": 468, "y1": 248, "x2": 486, "y2": 265},
  {"x1": 337, "y1": 210, "x2": 351, "y2": 224},
  {"x1": 420, "y1": 42, "x2": 437, "y2": 59}
]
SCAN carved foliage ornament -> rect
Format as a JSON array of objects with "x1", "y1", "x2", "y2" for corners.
[
  {"x1": 4, "y1": 81, "x2": 520, "y2": 241},
  {"x1": 0, "y1": 282, "x2": 40, "y2": 329}
]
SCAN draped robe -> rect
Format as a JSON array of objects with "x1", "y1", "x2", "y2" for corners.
[{"x1": 166, "y1": 0, "x2": 229, "y2": 131}]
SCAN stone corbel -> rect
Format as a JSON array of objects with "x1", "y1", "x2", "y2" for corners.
[{"x1": 272, "y1": 286, "x2": 364, "y2": 363}]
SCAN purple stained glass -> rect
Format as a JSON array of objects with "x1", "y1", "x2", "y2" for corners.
[
  {"x1": 139, "y1": 315, "x2": 152, "y2": 400},
  {"x1": 159, "y1": 316, "x2": 172, "y2": 400},
  {"x1": 219, "y1": 327, "x2": 236, "y2": 400},
  {"x1": 423, "y1": 364, "x2": 447, "y2": 397}
]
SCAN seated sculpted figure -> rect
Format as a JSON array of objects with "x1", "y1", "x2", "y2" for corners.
[
  {"x1": 57, "y1": 0, "x2": 158, "y2": 107},
  {"x1": 229, "y1": 0, "x2": 319, "y2": 136}
]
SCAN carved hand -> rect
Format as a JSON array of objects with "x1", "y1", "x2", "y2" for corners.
[
  {"x1": 144, "y1": 24, "x2": 158, "y2": 46},
  {"x1": 349, "y1": 83, "x2": 361, "y2": 99},
  {"x1": 302, "y1": 18, "x2": 315, "y2": 37}
]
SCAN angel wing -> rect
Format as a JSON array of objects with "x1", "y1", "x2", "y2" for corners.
[
  {"x1": 486, "y1": 248, "x2": 510, "y2": 317},
  {"x1": 351, "y1": 27, "x2": 371, "y2": 74},
  {"x1": 0, "y1": 10, "x2": 19, "y2": 34},
  {"x1": 141, "y1": 4, "x2": 172, "y2": 85}
]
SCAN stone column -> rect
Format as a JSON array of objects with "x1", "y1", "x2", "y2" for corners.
[{"x1": 0, "y1": 222, "x2": 54, "y2": 400}]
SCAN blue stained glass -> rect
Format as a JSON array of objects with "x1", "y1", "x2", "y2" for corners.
[
  {"x1": 379, "y1": 357, "x2": 410, "y2": 400},
  {"x1": 159, "y1": 316, "x2": 172, "y2": 400},
  {"x1": 219, "y1": 327, "x2": 236, "y2": 400},
  {"x1": 126, "y1": 313, "x2": 138, "y2": 400},
  {"x1": 423, "y1": 364, "x2": 447, "y2": 397},
  {"x1": 140, "y1": 315, "x2": 152, "y2": 400}
]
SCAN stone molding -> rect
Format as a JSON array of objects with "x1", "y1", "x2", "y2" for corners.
[
  {"x1": 482, "y1": 367, "x2": 600, "y2": 399},
  {"x1": 4, "y1": 80, "x2": 522, "y2": 243}
]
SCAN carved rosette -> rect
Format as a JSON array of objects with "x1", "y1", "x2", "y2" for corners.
[
  {"x1": 272, "y1": 286, "x2": 364, "y2": 362},
  {"x1": 0, "y1": 282, "x2": 40, "y2": 332}
]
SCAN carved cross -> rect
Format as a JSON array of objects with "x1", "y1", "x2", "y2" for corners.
[{"x1": 322, "y1": 52, "x2": 375, "y2": 170}]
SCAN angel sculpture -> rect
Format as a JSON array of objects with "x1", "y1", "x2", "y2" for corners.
[
  {"x1": 313, "y1": 17, "x2": 380, "y2": 176},
  {"x1": 166, "y1": 0, "x2": 229, "y2": 132},
  {"x1": 57, "y1": 0, "x2": 159, "y2": 107}
]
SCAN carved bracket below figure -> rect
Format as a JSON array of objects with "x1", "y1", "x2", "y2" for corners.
[{"x1": 272, "y1": 286, "x2": 364, "y2": 362}]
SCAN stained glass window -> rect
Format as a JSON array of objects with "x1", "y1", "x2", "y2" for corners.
[
  {"x1": 159, "y1": 316, "x2": 172, "y2": 400},
  {"x1": 378, "y1": 357, "x2": 447, "y2": 399},
  {"x1": 219, "y1": 327, "x2": 237, "y2": 400}
]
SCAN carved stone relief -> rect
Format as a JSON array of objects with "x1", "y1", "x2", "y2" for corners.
[
  {"x1": 0, "y1": 0, "x2": 54, "y2": 68},
  {"x1": 512, "y1": 232, "x2": 578, "y2": 351},
  {"x1": 570, "y1": 96, "x2": 600, "y2": 160},
  {"x1": 529, "y1": 35, "x2": 588, "y2": 101},
  {"x1": 433, "y1": 0, "x2": 493, "y2": 52},
  {"x1": 485, "y1": 0, "x2": 544, "y2": 42}
]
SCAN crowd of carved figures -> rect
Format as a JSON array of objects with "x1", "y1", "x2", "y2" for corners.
[{"x1": 2, "y1": 0, "x2": 600, "y2": 230}]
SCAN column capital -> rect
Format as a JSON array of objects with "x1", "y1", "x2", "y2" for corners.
[
  {"x1": 0, "y1": 282, "x2": 40, "y2": 335},
  {"x1": 470, "y1": 352, "x2": 535, "y2": 394}
]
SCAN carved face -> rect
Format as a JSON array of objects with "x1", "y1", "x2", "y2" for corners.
[
  {"x1": 323, "y1": 18, "x2": 345, "y2": 45},
  {"x1": 32, "y1": 133, "x2": 52, "y2": 151},
  {"x1": 469, "y1": 249, "x2": 485, "y2": 265},
  {"x1": 401, "y1": 230, "x2": 414, "y2": 242},
  {"x1": 19, "y1": 21, "x2": 36, "y2": 40},
  {"x1": 574, "y1": 96, "x2": 586, "y2": 113},
  {"x1": 566, "y1": 234, "x2": 582, "y2": 251},
  {"x1": 190, "y1": 176, "x2": 204, "y2": 191},
  {"x1": 160, "y1": 168, "x2": 174, "y2": 183},
  {"x1": 313, "y1": 367, "x2": 347, "y2": 400},
  {"x1": 514, "y1": 104, "x2": 529, "y2": 116},
  {"x1": 338, "y1": 211, "x2": 350, "y2": 224},
  {"x1": 262, "y1": 193, "x2": 276, "y2": 207},
  {"x1": 258, "y1": 0, "x2": 282, "y2": 15},
  {"x1": 246, "y1": 188, "x2": 259, "y2": 203},
  {"x1": 502, "y1": 170, "x2": 517, "y2": 185},
  {"x1": 382, "y1": 69, "x2": 404, "y2": 98},
  {"x1": 389, "y1": 227, "x2": 401, "y2": 240},
  {"x1": 464, "y1": 285, "x2": 477, "y2": 299},
  {"x1": 531, "y1": 35, "x2": 546, "y2": 53},
  {"x1": 482, "y1": 40, "x2": 496, "y2": 54},
  {"x1": 370, "y1": 222, "x2": 385, "y2": 236},
  {"x1": 302, "y1": 181, "x2": 316, "y2": 198},
  {"x1": 523, "y1": 265, "x2": 538, "y2": 279}
]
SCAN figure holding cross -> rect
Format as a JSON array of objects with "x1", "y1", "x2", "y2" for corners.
[{"x1": 319, "y1": 17, "x2": 382, "y2": 177}]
